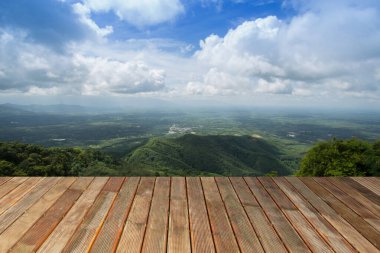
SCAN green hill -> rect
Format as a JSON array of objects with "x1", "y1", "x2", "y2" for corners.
[{"x1": 123, "y1": 134, "x2": 291, "y2": 176}]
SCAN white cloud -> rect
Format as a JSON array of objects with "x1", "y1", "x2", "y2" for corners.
[
  {"x1": 74, "y1": 55, "x2": 166, "y2": 95},
  {"x1": 0, "y1": 29, "x2": 166, "y2": 95},
  {"x1": 189, "y1": 1, "x2": 380, "y2": 99},
  {"x1": 255, "y1": 78, "x2": 292, "y2": 94},
  {"x1": 72, "y1": 3, "x2": 113, "y2": 37},
  {"x1": 81, "y1": 0, "x2": 184, "y2": 27}
]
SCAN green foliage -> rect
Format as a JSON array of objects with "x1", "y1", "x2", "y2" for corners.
[
  {"x1": 0, "y1": 142, "x2": 119, "y2": 176},
  {"x1": 123, "y1": 134, "x2": 291, "y2": 176},
  {"x1": 297, "y1": 138, "x2": 380, "y2": 176}
]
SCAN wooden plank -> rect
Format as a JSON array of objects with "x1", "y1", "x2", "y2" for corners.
[
  {"x1": 141, "y1": 177, "x2": 170, "y2": 253},
  {"x1": 274, "y1": 177, "x2": 356, "y2": 253},
  {"x1": 0, "y1": 177, "x2": 60, "y2": 235},
  {"x1": 317, "y1": 178, "x2": 380, "y2": 231},
  {"x1": 0, "y1": 177, "x2": 10, "y2": 186},
  {"x1": 287, "y1": 177, "x2": 378, "y2": 252},
  {"x1": 0, "y1": 177, "x2": 42, "y2": 215},
  {"x1": 331, "y1": 178, "x2": 380, "y2": 218},
  {"x1": 10, "y1": 177, "x2": 94, "y2": 253},
  {"x1": 230, "y1": 177, "x2": 287, "y2": 253},
  {"x1": 186, "y1": 177, "x2": 215, "y2": 253},
  {"x1": 294, "y1": 177, "x2": 377, "y2": 252},
  {"x1": 116, "y1": 177, "x2": 155, "y2": 253},
  {"x1": 62, "y1": 177, "x2": 124, "y2": 253},
  {"x1": 0, "y1": 177, "x2": 75, "y2": 252},
  {"x1": 216, "y1": 177, "x2": 264, "y2": 253},
  {"x1": 0, "y1": 177, "x2": 27, "y2": 199},
  {"x1": 90, "y1": 177, "x2": 140, "y2": 253},
  {"x1": 167, "y1": 177, "x2": 191, "y2": 253},
  {"x1": 201, "y1": 177, "x2": 240, "y2": 253},
  {"x1": 345, "y1": 177, "x2": 380, "y2": 206},
  {"x1": 259, "y1": 177, "x2": 333, "y2": 253},
  {"x1": 37, "y1": 177, "x2": 108, "y2": 253},
  {"x1": 353, "y1": 177, "x2": 380, "y2": 195},
  {"x1": 244, "y1": 177, "x2": 311, "y2": 253},
  {"x1": 299, "y1": 177, "x2": 380, "y2": 250}
]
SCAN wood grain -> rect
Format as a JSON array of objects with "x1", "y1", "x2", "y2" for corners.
[
  {"x1": 0, "y1": 176, "x2": 377, "y2": 253},
  {"x1": 244, "y1": 177, "x2": 311, "y2": 253},
  {"x1": 141, "y1": 177, "x2": 170, "y2": 253},
  {"x1": 90, "y1": 177, "x2": 140, "y2": 253},
  {"x1": 116, "y1": 177, "x2": 155, "y2": 253},
  {"x1": 274, "y1": 177, "x2": 356, "y2": 253},
  {"x1": 230, "y1": 177, "x2": 287, "y2": 253},
  {"x1": 287, "y1": 177, "x2": 378, "y2": 252},
  {"x1": 201, "y1": 177, "x2": 240, "y2": 253},
  {"x1": 37, "y1": 177, "x2": 108, "y2": 253},
  {"x1": 167, "y1": 177, "x2": 191, "y2": 253},
  {"x1": 216, "y1": 177, "x2": 264, "y2": 253},
  {"x1": 186, "y1": 177, "x2": 215, "y2": 253}
]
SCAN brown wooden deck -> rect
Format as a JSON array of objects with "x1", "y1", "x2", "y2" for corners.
[{"x1": 0, "y1": 177, "x2": 379, "y2": 252}]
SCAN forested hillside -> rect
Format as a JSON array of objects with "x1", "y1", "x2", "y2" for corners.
[
  {"x1": 0, "y1": 142, "x2": 120, "y2": 176},
  {"x1": 123, "y1": 134, "x2": 291, "y2": 176},
  {"x1": 2, "y1": 136, "x2": 379, "y2": 177},
  {"x1": 0, "y1": 135, "x2": 291, "y2": 176}
]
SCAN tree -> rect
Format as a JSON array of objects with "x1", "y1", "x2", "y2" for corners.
[{"x1": 297, "y1": 138, "x2": 380, "y2": 176}]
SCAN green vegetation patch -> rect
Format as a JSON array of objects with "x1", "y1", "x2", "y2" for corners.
[
  {"x1": 123, "y1": 134, "x2": 291, "y2": 176},
  {"x1": 297, "y1": 138, "x2": 380, "y2": 176}
]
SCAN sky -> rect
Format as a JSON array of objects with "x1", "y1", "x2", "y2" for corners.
[{"x1": 0, "y1": 0, "x2": 380, "y2": 108}]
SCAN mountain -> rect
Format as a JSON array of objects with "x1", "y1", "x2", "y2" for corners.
[{"x1": 123, "y1": 134, "x2": 291, "y2": 176}]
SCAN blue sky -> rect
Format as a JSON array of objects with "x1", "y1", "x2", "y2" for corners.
[{"x1": 0, "y1": 0, "x2": 380, "y2": 108}]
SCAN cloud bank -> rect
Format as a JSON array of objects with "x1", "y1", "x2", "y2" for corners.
[
  {"x1": 187, "y1": 0, "x2": 380, "y2": 99},
  {"x1": 0, "y1": 0, "x2": 379, "y2": 106}
]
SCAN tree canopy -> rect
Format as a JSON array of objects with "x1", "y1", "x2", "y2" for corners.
[
  {"x1": 297, "y1": 138, "x2": 380, "y2": 176},
  {"x1": 0, "y1": 142, "x2": 119, "y2": 176}
]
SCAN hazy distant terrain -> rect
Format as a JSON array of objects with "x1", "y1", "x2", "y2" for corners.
[{"x1": 1, "y1": 103, "x2": 380, "y2": 175}]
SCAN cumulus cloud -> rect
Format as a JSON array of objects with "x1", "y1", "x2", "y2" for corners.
[
  {"x1": 72, "y1": 3, "x2": 113, "y2": 37},
  {"x1": 0, "y1": 29, "x2": 166, "y2": 95},
  {"x1": 81, "y1": 0, "x2": 184, "y2": 27},
  {"x1": 188, "y1": 0, "x2": 380, "y2": 99},
  {"x1": 74, "y1": 55, "x2": 166, "y2": 95}
]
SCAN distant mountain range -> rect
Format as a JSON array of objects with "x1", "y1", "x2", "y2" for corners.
[
  {"x1": 123, "y1": 134, "x2": 291, "y2": 176},
  {"x1": 0, "y1": 99, "x2": 175, "y2": 114}
]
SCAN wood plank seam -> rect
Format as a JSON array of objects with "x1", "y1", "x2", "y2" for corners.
[
  {"x1": 298, "y1": 177, "x2": 379, "y2": 251},
  {"x1": 90, "y1": 177, "x2": 141, "y2": 253},
  {"x1": 230, "y1": 177, "x2": 288, "y2": 253},
  {"x1": 317, "y1": 178, "x2": 380, "y2": 232},
  {"x1": 242, "y1": 177, "x2": 297, "y2": 253},
  {"x1": 273, "y1": 177, "x2": 356, "y2": 253},
  {"x1": 0, "y1": 177, "x2": 76, "y2": 252},
  {"x1": 86, "y1": 178, "x2": 126, "y2": 253},
  {"x1": 256, "y1": 177, "x2": 319, "y2": 253},
  {"x1": 138, "y1": 177, "x2": 157, "y2": 253},
  {"x1": 229, "y1": 177, "x2": 282, "y2": 252},
  {"x1": 37, "y1": 177, "x2": 109, "y2": 253},
  {"x1": 214, "y1": 177, "x2": 243, "y2": 253},
  {"x1": 9, "y1": 177, "x2": 95, "y2": 252},
  {"x1": 271, "y1": 177, "x2": 354, "y2": 253},
  {"x1": 198, "y1": 177, "x2": 218, "y2": 253},
  {"x1": 111, "y1": 177, "x2": 140, "y2": 252},
  {"x1": 330, "y1": 178, "x2": 380, "y2": 219},
  {"x1": 185, "y1": 177, "x2": 193, "y2": 253},
  {"x1": 62, "y1": 177, "x2": 124, "y2": 252},
  {"x1": 166, "y1": 177, "x2": 172, "y2": 252},
  {"x1": 59, "y1": 177, "x2": 109, "y2": 253}
]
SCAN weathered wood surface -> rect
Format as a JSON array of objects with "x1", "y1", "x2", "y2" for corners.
[{"x1": 0, "y1": 177, "x2": 378, "y2": 252}]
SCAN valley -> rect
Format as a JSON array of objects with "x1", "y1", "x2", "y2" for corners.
[{"x1": 1, "y1": 103, "x2": 380, "y2": 175}]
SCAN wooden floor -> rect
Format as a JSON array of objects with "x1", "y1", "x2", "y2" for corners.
[{"x1": 0, "y1": 177, "x2": 379, "y2": 253}]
